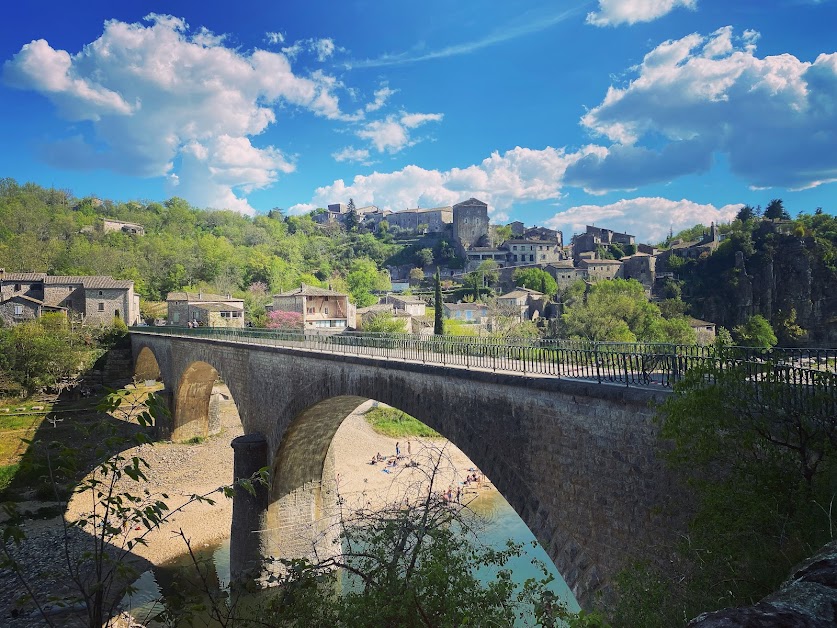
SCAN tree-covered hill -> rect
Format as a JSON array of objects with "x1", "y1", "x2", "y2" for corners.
[
  {"x1": 0, "y1": 178, "x2": 397, "y2": 315},
  {"x1": 664, "y1": 204, "x2": 837, "y2": 346}
]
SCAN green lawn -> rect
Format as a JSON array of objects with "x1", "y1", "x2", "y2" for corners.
[{"x1": 363, "y1": 407, "x2": 441, "y2": 438}]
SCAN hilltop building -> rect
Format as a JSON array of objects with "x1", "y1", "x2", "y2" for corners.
[
  {"x1": 102, "y1": 218, "x2": 145, "y2": 236},
  {"x1": 453, "y1": 198, "x2": 491, "y2": 252},
  {"x1": 0, "y1": 271, "x2": 140, "y2": 326},
  {"x1": 386, "y1": 206, "x2": 452, "y2": 233}
]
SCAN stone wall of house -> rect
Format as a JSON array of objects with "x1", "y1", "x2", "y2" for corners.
[
  {"x1": 83, "y1": 288, "x2": 131, "y2": 325},
  {"x1": 131, "y1": 332, "x2": 687, "y2": 608},
  {"x1": 0, "y1": 299, "x2": 38, "y2": 325}
]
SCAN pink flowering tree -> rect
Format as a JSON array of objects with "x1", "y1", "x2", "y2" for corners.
[{"x1": 267, "y1": 310, "x2": 303, "y2": 331}]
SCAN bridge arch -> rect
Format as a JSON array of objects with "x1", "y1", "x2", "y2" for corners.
[
  {"x1": 171, "y1": 360, "x2": 245, "y2": 442},
  {"x1": 134, "y1": 345, "x2": 162, "y2": 382}
]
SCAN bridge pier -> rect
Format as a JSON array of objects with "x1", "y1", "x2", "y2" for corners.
[{"x1": 230, "y1": 433, "x2": 269, "y2": 581}]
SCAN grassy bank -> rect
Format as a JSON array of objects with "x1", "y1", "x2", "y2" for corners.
[{"x1": 363, "y1": 406, "x2": 441, "y2": 438}]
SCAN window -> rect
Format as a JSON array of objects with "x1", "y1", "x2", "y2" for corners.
[
  {"x1": 68, "y1": 286, "x2": 73, "y2": 292},
  {"x1": 307, "y1": 307, "x2": 315, "y2": 314},
  {"x1": 115, "y1": 309, "x2": 120, "y2": 319},
  {"x1": 98, "y1": 303, "x2": 105, "y2": 312},
  {"x1": 173, "y1": 312, "x2": 180, "y2": 323},
  {"x1": 98, "y1": 291, "x2": 103, "y2": 296},
  {"x1": 512, "y1": 245, "x2": 517, "y2": 251},
  {"x1": 324, "y1": 306, "x2": 329, "y2": 315},
  {"x1": 14, "y1": 283, "x2": 20, "y2": 291},
  {"x1": 529, "y1": 255, "x2": 534, "y2": 262},
  {"x1": 14, "y1": 305, "x2": 23, "y2": 316}
]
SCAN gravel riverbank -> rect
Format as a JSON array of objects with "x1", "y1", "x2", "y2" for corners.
[{"x1": 0, "y1": 388, "x2": 492, "y2": 625}]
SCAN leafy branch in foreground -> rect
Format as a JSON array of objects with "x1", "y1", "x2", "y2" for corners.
[{"x1": 0, "y1": 383, "x2": 269, "y2": 628}]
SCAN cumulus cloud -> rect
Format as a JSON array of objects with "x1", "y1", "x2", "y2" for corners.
[
  {"x1": 365, "y1": 85, "x2": 397, "y2": 112},
  {"x1": 3, "y1": 14, "x2": 350, "y2": 213},
  {"x1": 283, "y1": 37, "x2": 339, "y2": 62},
  {"x1": 586, "y1": 0, "x2": 696, "y2": 27},
  {"x1": 289, "y1": 145, "x2": 602, "y2": 219},
  {"x1": 332, "y1": 146, "x2": 372, "y2": 165},
  {"x1": 357, "y1": 111, "x2": 443, "y2": 153},
  {"x1": 545, "y1": 197, "x2": 742, "y2": 243},
  {"x1": 575, "y1": 27, "x2": 837, "y2": 191}
]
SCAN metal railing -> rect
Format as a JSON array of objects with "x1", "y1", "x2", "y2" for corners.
[{"x1": 129, "y1": 326, "x2": 837, "y2": 411}]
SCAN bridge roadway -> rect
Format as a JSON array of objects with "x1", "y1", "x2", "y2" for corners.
[{"x1": 126, "y1": 328, "x2": 716, "y2": 607}]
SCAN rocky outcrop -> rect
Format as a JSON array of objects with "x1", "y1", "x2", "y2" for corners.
[
  {"x1": 688, "y1": 541, "x2": 837, "y2": 627},
  {"x1": 687, "y1": 228, "x2": 837, "y2": 346}
]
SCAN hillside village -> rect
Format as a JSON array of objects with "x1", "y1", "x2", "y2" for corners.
[{"x1": 1, "y1": 181, "x2": 835, "y2": 346}]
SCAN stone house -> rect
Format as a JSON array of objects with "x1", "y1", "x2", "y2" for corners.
[
  {"x1": 102, "y1": 218, "x2": 145, "y2": 236},
  {"x1": 497, "y1": 288, "x2": 546, "y2": 321},
  {"x1": 688, "y1": 317, "x2": 717, "y2": 344},
  {"x1": 504, "y1": 239, "x2": 563, "y2": 265},
  {"x1": 0, "y1": 272, "x2": 139, "y2": 325},
  {"x1": 443, "y1": 302, "x2": 489, "y2": 325},
  {"x1": 620, "y1": 253, "x2": 656, "y2": 289},
  {"x1": 272, "y1": 284, "x2": 356, "y2": 331},
  {"x1": 166, "y1": 292, "x2": 245, "y2": 327},
  {"x1": 386, "y1": 206, "x2": 453, "y2": 233},
  {"x1": 544, "y1": 263, "x2": 589, "y2": 289},
  {"x1": 579, "y1": 258, "x2": 623, "y2": 281},
  {"x1": 383, "y1": 294, "x2": 426, "y2": 317},
  {"x1": 573, "y1": 225, "x2": 635, "y2": 260}
]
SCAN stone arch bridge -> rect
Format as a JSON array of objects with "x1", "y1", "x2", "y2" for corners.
[{"x1": 131, "y1": 329, "x2": 681, "y2": 607}]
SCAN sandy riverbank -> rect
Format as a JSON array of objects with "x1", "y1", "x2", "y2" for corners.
[{"x1": 65, "y1": 390, "x2": 493, "y2": 566}]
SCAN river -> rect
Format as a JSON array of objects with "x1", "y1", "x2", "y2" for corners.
[{"x1": 122, "y1": 489, "x2": 579, "y2": 625}]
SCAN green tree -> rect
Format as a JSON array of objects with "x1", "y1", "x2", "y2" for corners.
[
  {"x1": 346, "y1": 258, "x2": 391, "y2": 307},
  {"x1": 362, "y1": 312, "x2": 407, "y2": 333},
  {"x1": 630, "y1": 361, "x2": 837, "y2": 624},
  {"x1": 434, "y1": 267, "x2": 444, "y2": 335},
  {"x1": 0, "y1": 320, "x2": 86, "y2": 396},
  {"x1": 764, "y1": 198, "x2": 790, "y2": 220},
  {"x1": 513, "y1": 267, "x2": 558, "y2": 296},
  {"x1": 561, "y1": 279, "x2": 684, "y2": 343},
  {"x1": 415, "y1": 247, "x2": 434, "y2": 267},
  {"x1": 733, "y1": 314, "x2": 777, "y2": 348}
]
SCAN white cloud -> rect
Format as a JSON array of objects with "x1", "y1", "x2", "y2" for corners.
[
  {"x1": 586, "y1": 0, "x2": 696, "y2": 27},
  {"x1": 365, "y1": 85, "x2": 397, "y2": 112},
  {"x1": 356, "y1": 111, "x2": 444, "y2": 153},
  {"x1": 351, "y1": 6, "x2": 581, "y2": 68},
  {"x1": 571, "y1": 27, "x2": 837, "y2": 191},
  {"x1": 545, "y1": 197, "x2": 742, "y2": 243},
  {"x1": 283, "y1": 37, "x2": 339, "y2": 62},
  {"x1": 332, "y1": 146, "x2": 371, "y2": 165},
  {"x1": 265, "y1": 31, "x2": 285, "y2": 45},
  {"x1": 3, "y1": 14, "x2": 351, "y2": 214},
  {"x1": 289, "y1": 145, "x2": 602, "y2": 219}
]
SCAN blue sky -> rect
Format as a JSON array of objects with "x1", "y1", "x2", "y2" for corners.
[{"x1": 1, "y1": 0, "x2": 836, "y2": 242}]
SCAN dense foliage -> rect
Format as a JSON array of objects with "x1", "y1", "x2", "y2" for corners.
[
  {"x1": 0, "y1": 314, "x2": 116, "y2": 396},
  {"x1": 609, "y1": 361, "x2": 837, "y2": 626},
  {"x1": 0, "y1": 179, "x2": 399, "y2": 309},
  {"x1": 559, "y1": 279, "x2": 696, "y2": 344}
]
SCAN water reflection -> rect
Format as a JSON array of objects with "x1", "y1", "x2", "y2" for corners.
[{"x1": 122, "y1": 491, "x2": 578, "y2": 624}]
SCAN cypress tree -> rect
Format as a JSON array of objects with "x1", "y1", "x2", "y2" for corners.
[{"x1": 434, "y1": 267, "x2": 444, "y2": 335}]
